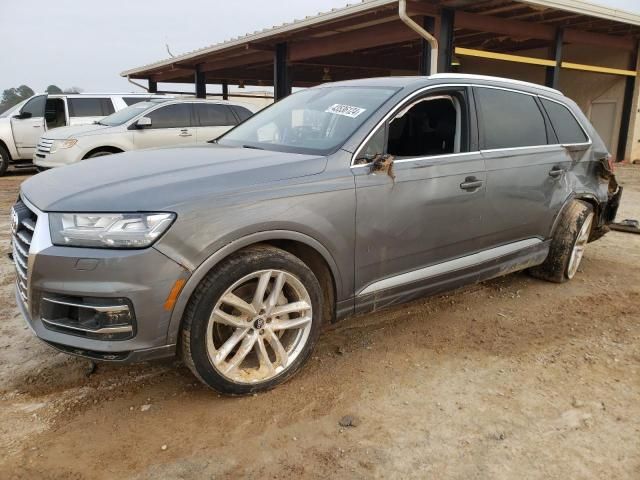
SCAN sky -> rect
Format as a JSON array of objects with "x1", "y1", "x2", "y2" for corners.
[{"x1": 1, "y1": 0, "x2": 639, "y2": 95}]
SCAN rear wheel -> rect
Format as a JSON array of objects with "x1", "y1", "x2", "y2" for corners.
[
  {"x1": 180, "y1": 245, "x2": 323, "y2": 395},
  {"x1": 0, "y1": 144, "x2": 10, "y2": 177},
  {"x1": 529, "y1": 200, "x2": 594, "y2": 283}
]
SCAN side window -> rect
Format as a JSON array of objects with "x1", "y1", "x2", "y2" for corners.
[
  {"x1": 146, "y1": 103, "x2": 192, "y2": 129},
  {"x1": 195, "y1": 104, "x2": 237, "y2": 127},
  {"x1": 123, "y1": 97, "x2": 151, "y2": 106},
  {"x1": 387, "y1": 94, "x2": 464, "y2": 158},
  {"x1": 68, "y1": 98, "x2": 114, "y2": 117},
  {"x1": 541, "y1": 98, "x2": 588, "y2": 144},
  {"x1": 356, "y1": 126, "x2": 386, "y2": 164},
  {"x1": 231, "y1": 105, "x2": 253, "y2": 122},
  {"x1": 475, "y1": 87, "x2": 547, "y2": 150},
  {"x1": 21, "y1": 95, "x2": 47, "y2": 118},
  {"x1": 101, "y1": 98, "x2": 115, "y2": 115}
]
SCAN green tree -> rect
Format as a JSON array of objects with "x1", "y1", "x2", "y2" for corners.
[
  {"x1": 0, "y1": 85, "x2": 35, "y2": 114},
  {"x1": 46, "y1": 85, "x2": 63, "y2": 94}
]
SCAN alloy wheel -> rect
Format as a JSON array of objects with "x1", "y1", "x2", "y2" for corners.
[{"x1": 205, "y1": 269, "x2": 313, "y2": 384}]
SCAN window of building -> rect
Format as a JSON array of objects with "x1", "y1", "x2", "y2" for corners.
[
  {"x1": 541, "y1": 98, "x2": 588, "y2": 145},
  {"x1": 475, "y1": 87, "x2": 547, "y2": 150}
]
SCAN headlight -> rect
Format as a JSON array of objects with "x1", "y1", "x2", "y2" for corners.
[
  {"x1": 50, "y1": 139, "x2": 78, "y2": 153},
  {"x1": 49, "y1": 213, "x2": 175, "y2": 249}
]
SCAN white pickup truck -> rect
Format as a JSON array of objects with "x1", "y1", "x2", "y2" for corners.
[{"x1": 0, "y1": 93, "x2": 165, "y2": 176}]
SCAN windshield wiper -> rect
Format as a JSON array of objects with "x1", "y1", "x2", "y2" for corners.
[
  {"x1": 94, "y1": 120, "x2": 106, "y2": 126},
  {"x1": 242, "y1": 144, "x2": 264, "y2": 150}
]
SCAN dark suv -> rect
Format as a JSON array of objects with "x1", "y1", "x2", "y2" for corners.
[{"x1": 13, "y1": 74, "x2": 621, "y2": 395}]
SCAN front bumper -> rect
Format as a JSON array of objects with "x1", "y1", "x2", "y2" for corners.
[
  {"x1": 13, "y1": 196, "x2": 189, "y2": 362},
  {"x1": 33, "y1": 141, "x2": 81, "y2": 168}
]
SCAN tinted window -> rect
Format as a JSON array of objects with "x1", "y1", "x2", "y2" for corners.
[
  {"x1": 21, "y1": 95, "x2": 47, "y2": 117},
  {"x1": 147, "y1": 103, "x2": 192, "y2": 128},
  {"x1": 195, "y1": 103, "x2": 236, "y2": 126},
  {"x1": 68, "y1": 98, "x2": 114, "y2": 117},
  {"x1": 231, "y1": 105, "x2": 253, "y2": 122},
  {"x1": 541, "y1": 98, "x2": 588, "y2": 144},
  {"x1": 475, "y1": 88, "x2": 547, "y2": 149},
  {"x1": 123, "y1": 97, "x2": 151, "y2": 106}
]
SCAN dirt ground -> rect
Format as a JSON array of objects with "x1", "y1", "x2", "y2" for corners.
[{"x1": 0, "y1": 166, "x2": 638, "y2": 480}]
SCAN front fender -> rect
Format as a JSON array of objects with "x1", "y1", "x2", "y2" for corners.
[
  {"x1": 0, "y1": 120, "x2": 19, "y2": 159},
  {"x1": 158, "y1": 229, "x2": 343, "y2": 346}
]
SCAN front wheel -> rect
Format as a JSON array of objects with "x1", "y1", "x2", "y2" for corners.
[
  {"x1": 529, "y1": 200, "x2": 594, "y2": 283},
  {"x1": 0, "y1": 144, "x2": 10, "y2": 177},
  {"x1": 180, "y1": 245, "x2": 323, "y2": 395}
]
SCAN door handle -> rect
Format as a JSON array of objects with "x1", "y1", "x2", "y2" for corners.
[
  {"x1": 178, "y1": 131, "x2": 193, "y2": 137},
  {"x1": 549, "y1": 167, "x2": 564, "y2": 178},
  {"x1": 460, "y1": 177, "x2": 483, "y2": 191}
]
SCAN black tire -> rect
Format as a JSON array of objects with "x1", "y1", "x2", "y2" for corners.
[
  {"x1": 180, "y1": 245, "x2": 323, "y2": 395},
  {"x1": 86, "y1": 150, "x2": 114, "y2": 159},
  {"x1": 0, "y1": 144, "x2": 10, "y2": 177},
  {"x1": 529, "y1": 200, "x2": 594, "y2": 283}
]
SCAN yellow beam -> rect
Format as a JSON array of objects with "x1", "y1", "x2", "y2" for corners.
[
  {"x1": 454, "y1": 47, "x2": 555, "y2": 67},
  {"x1": 560, "y1": 61, "x2": 637, "y2": 77},
  {"x1": 454, "y1": 47, "x2": 638, "y2": 77}
]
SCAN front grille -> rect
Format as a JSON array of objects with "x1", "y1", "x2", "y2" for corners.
[
  {"x1": 11, "y1": 200, "x2": 38, "y2": 306},
  {"x1": 36, "y1": 138, "x2": 54, "y2": 155}
]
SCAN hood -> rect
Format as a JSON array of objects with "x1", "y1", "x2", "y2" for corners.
[
  {"x1": 42, "y1": 124, "x2": 117, "y2": 139},
  {"x1": 21, "y1": 144, "x2": 327, "y2": 212}
]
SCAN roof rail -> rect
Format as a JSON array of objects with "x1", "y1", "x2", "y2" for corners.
[{"x1": 428, "y1": 73, "x2": 563, "y2": 95}]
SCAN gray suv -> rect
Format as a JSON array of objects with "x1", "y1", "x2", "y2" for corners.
[{"x1": 12, "y1": 74, "x2": 622, "y2": 395}]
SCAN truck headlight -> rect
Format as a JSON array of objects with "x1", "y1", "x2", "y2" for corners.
[
  {"x1": 50, "y1": 139, "x2": 78, "y2": 153},
  {"x1": 49, "y1": 213, "x2": 176, "y2": 249}
]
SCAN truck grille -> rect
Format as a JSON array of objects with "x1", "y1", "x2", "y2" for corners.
[
  {"x1": 11, "y1": 200, "x2": 38, "y2": 306},
  {"x1": 36, "y1": 138, "x2": 54, "y2": 155}
]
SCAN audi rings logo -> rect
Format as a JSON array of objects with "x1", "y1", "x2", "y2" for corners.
[{"x1": 10, "y1": 207, "x2": 19, "y2": 237}]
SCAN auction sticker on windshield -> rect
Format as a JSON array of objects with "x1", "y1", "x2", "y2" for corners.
[{"x1": 325, "y1": 104, "x2": 367, "y2": 118}]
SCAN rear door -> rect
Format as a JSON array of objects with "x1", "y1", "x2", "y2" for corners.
[
  {"x1": 353, "y1": 87, "x2": 488, "y2": 307},
  {"x1": 11, "y1": 94, "x2": 47, "y2": 158},
  {"x1": 67, "y1": 97, "x2": 115, "y2": 126},
  {"x1": 194, "y1": 103, "x2": 239, "y2": 142},
  {"x1": 132, "y1": 103, "x2": 196, "y2": 150},
  {"x1": 474, "y1": 86, "x2": 571, "y2": 245}
]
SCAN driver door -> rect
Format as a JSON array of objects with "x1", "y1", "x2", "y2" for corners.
[
  {"x1": 11, "y1": 94, "x2": 47, "y2": 158},
  {"x1": 353, "y1": 87, "x2": 489, "y2": 312}
]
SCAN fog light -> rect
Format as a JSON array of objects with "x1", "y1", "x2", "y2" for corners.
[{"x1": 40, "y1": 295, "x2": 136, "y2": 340}]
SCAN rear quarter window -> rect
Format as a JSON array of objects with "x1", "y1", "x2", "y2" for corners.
[
  {"x1": 541, "y1": 98, "x2": 588, "y2": 144},
  {"x1": 475, "y1": 87, "x2": 548, "y2": 150},
  {"x1": 231, "y1": 105, "x2": 254, "y2": 122},
  {"x1": 68, "y1": 98, "x2": 114, "y2": 117}
]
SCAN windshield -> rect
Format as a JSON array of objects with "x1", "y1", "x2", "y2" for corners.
[
  {"x1": 0, "y1": 99, "x2": 28, "y2": 117},
  {"x1": 97, "y1": 99, "x2": 170, "y2": 126},
  {"x1": 218, "y1": 86, "x2": 398, "y2": 155}
]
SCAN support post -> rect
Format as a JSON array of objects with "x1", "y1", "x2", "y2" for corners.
[
  {"x1": 419, "y1": 16, "x2": 436, "y2": 75},
  {"x1": 222, "y1": 80, "x2": 229, "y2": 100},
  {"x1": 195, "y1": 64, "x2": 206, "y2": 99},
  {"x1": 148, "y1": 79, "x2": 157, "y2": 93},
  {"x1": 617, "y1": 42, "x2": 639, "y2": 162},
  {"x1": 545, "y1": 28, "x2": 564, "y2": 89},
  {"x1": 274, "y1": 42, "x2": 291, "y2": 101},
  {"x1": 438, "y1": 9, "x2": 455, "y2": 74}
]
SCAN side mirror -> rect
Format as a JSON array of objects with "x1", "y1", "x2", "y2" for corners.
[
  {"x1": 136, "y1": 116, "x2": 152, "y2": 128},
  {"x1": 13, "y1": 111, "x2": 32, "y2": 120}
]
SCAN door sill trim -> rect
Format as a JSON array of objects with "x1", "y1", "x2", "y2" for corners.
[{"x1": 358, "y1": 238, "x2": 542, "y2": 296}]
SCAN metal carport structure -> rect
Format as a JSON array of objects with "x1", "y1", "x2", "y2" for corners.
[{"x1": 121, "y1": 0, "x2": 640, "y2": 161}]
